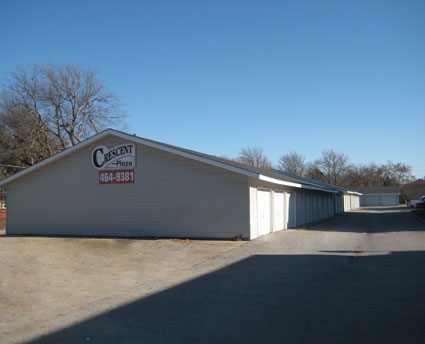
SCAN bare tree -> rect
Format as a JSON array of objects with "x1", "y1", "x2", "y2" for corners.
[
  {"x1": 1, "y1": 63, "x2": 126, "y2": 151},
  {"x1": 278, "y1": 147, "x2": 415, "y2": 188},
  {"x1": 401, "y1": 179, "x2": 425, "y2": 200},
  {"x1": 0, "y1": 105, "x2": 59, "y2": 178},
  {"x1": 315, "y1": 149, "x2": 350, "y2": 186},
  {"x1": 382, "y1": 161, "x2": 414, "y2": 185},
  {"x1": 237, "y1": 146, "x2": 272, "y2": 169},
  {"x1": 278, "y1": 150, "x2": 306, "y2": 176},
  {"x1": 365, "y1": 163, "x2": 385, "y2": 187},
  {"x1": 340, "y1": 161, "x2": 414, "y2": 188},
  {"x1": 305, "y1": 162, "x2": 326, "y2": 183}
]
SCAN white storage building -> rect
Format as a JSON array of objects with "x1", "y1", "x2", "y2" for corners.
[
  {"x1": 0, "y1": 129, "x2": 360, "y2": 240},
  {"x1": 355, "y1": 187, "x2": 400, "y2": 207}
]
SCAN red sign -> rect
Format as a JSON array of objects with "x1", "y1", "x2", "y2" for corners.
[{"x1": 99, "y1": 170, "x2": 135, "y2": 184}]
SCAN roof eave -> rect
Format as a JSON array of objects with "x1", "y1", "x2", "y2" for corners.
[
  {"x1": 259, "y1": 175, "x2": 340, "y2": 193},
  {"x1": 347, "y1": 191, "x2": 363, "y2": 196}
]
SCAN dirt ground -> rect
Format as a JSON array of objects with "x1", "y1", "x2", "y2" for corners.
[{"x1": 0, "y1": 234, "x2": 243, "y2": 343}]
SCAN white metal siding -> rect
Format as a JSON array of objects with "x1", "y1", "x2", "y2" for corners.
[
  {"x1": 4, "y1": 133, "x2": 356, "y2": 240},
  {"x1": 6, "y1": 139, "x2": 250, "y2": 239},
  {"x1": 291, "y1": 189, "x2": 338, "y2": 228},
  {"x1": 334, "y1": 193, "x2": 344, "y2": 214},
  {"x1": 296, "y1": 192, "x2": 306, "y2": 226}
]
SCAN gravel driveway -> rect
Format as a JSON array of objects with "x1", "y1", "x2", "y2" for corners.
[{"x1": 1, "y1": 206, "x2": 425, "y2": 343}]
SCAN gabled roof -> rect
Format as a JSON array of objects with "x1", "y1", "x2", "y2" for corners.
[
  {"x1": 0, "y1": 129, "x2": 344, "y2": 194},
  {"x1": 272, "y1": 169, "x2": 347, "y2": 192}
]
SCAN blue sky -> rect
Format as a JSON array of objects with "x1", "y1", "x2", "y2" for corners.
[{"x1": 1, "y1": 0, "x2": 424, "y2": 178}]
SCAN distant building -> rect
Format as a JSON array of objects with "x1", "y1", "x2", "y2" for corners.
[{"x1": 354, "y1": 186, "x2": 400, "y2": 207}]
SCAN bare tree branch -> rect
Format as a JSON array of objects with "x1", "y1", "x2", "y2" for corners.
[
  {"x1": 237, "y1": 146, "x2": 272, "y2": 169},
  {"x1": 278, "y1": 150, "x2": 306, "y2": 176},
  {"x1": 0, "y1": 63, "x2": 127, "y2": 178}
]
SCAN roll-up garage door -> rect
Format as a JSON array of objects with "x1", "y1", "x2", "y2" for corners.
[
  {"x1": 257, "y1": 189, "x2": 271, "y2": 237},
  {"x1": 362, "y1": 195, "x2": 380, "y2": 207},
  {"x1": 273, "y1": 192, "x2": 284, "y2": 232}
]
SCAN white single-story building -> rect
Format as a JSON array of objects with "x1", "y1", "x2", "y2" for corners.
[
  {"x1": 0, "y1": 129, "x2": 360, "y2": 240},
  {"x1": 354, "y1": 187, "x2": 400, "y2": 207}
]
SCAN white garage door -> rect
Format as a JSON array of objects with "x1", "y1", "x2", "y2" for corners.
[
  {"x1": 361, "y1": 194, "x2": 399, "y2": 207},
  {"x1": 381, "y1": 194, "x2": 398, "y2": 206},
  {"x1": 273, "y1": 192, "x2": 284, "y2": 232},
  {"x1": 361, "y1": 195, "x2": 380, "y2": 206},
  {"x1": 257, "y1": 189, "x2": 271, "y2": 237}
]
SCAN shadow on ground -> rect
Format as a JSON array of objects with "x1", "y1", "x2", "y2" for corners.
[
  {"x1": 309, "y1": 206, "x2": 425, "y2": 233},
  {"x1": 28, "y1": 251, "x2": 425, "y2": 344}
]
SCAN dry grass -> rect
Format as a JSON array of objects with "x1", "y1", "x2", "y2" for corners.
[
  {"x1": 232, "y1": 234, "x2": 248, "y2": 241},
  {"x1": 0, "y1": 236, "x2": 243, "y2": 342},
  {"x1": 170, "y1": 238, "x2": 192, "y2": 243}
]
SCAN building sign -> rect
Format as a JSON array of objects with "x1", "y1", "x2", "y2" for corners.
[{"x1": 92, "y1": 143, "x2": 136, "y2": 184}]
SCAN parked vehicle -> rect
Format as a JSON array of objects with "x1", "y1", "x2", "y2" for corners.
[
  {"x1": 407, "y1": 196, "x2": 425, "y2": 208},
  {"x1": 416, "y1": 198, "x2": 425, "y2": 209}
]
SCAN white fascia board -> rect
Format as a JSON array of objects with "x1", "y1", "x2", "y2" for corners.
[
  {"x1": 347, "y1": 191, "x2": 363, "y2": 196},
  {"x1": 259, "y1": 175, "x2": 302, "y2": 188},
  {"x1": 259, "y1": 175, "x2": 339, "y2": 193}
]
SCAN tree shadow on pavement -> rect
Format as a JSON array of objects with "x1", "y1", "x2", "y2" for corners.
[{"x1": 27, "y1": 251, "x2": 425, "y2": 344}]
